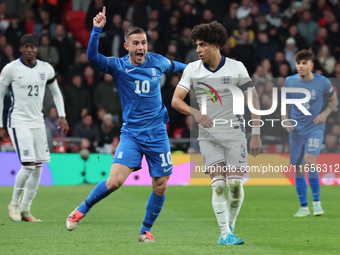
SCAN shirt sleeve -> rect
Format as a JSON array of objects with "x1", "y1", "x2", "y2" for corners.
[
  {"x1": 323, "y1": 78, "x2": 334, "y2": 98},
  {"x1": 237, "y1": 62, "x2": 253, "y2": 92},
  {"x1": 177, "y1": 64, "x2": 192, "y2": 92},
  {"x1": 283, "y1": 77, "x2": 291, "y2": 99},
  {"x1": 0, "y1": 64, "x2": 13, "y2": 88}
]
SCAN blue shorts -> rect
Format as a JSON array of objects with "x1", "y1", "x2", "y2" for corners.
[
  {"x1": 112, "y1": 125, "x2": 172, "y2": 177},
  {"x1": 289, "y1": 129, "x2": 324, "y2": 165}
]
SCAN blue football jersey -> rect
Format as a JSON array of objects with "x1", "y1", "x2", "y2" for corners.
[{"x1": 284, "y1": 73, "x2": 334, "y2": 134}]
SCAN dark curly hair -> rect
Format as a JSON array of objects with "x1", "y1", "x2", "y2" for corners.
[
  {"x1": 189, "y1": 21, "x2": 228, "y2": 47},
  {"x1": 295, "y1": 48, "x2": 314, "y2": 62}
]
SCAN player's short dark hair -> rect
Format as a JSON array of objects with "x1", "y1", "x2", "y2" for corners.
[
  {"x1": 295, "y1": 49, "x2": 315, "y2": 62},
  {"x1": 189, "y1": 21, "x2": 228, "y2": 47},
  {"x1": 20, "y1": 34, "x2": 39, "y2": 47},
  {"x1": 124, "y1": 27, "x2": 147, "y2": 42}
]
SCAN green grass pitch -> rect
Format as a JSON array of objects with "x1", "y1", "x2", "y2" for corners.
[{"x1": 1, "y1": 185, "x2": 339, "y2": 254}]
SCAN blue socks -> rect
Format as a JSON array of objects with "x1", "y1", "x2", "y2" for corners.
[
  {"x1": 308, "y1": 170, "x2": 320, "y2": 202},
  {"x1": 140, "y1": 191, "x2": 166, "y2": 234},
  {"x1": 78, "y1": 179, "x2": 113, "y2": 214},
  {"x1": 295, "y1": 174, "x2": 308, "y2": 207}
]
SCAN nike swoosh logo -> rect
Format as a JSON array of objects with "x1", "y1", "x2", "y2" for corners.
[
  {"x1": 216, "y1": 211, "x2": 225, "y2": 214},
  {"x1": 153, "y1": 213, "x2": 159, "y2": 216},
  {"x1": 239, "y1": 160, "x2": 246, "y2": 163},
  {"x1": 163, "y1": 166, "x2": 172, "y2": 173},
  {"x1": 125, "y1": 68, "x2": 136, "y2": 73}
]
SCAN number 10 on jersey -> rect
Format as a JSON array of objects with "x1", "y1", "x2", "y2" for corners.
[{"x1": 134, "y1": 80, "x2": 150, "y2": 94}]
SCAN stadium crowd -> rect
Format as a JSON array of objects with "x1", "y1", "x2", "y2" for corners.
[{"x1": 0, "y1": 0, "x2": 340, "y2": 154}]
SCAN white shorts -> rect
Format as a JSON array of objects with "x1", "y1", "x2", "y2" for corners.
[
  {"x1": 8, "y1": 127, "x2": 50, "y2": 163},
  {"x1": 199, "y1": 131, "x2": 247, "y2": 168}
]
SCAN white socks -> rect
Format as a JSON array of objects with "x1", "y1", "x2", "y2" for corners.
[
  {"x1": 10, "y1": 165, "x2": 35, "y2": 206},
  {"x1": 212, "y1": 175, "x2": 230, "y2": 239},
  {"x1": 20, "y1": 164, "x2": 43, "y2": 212},
  {"x1": 227, "y1": 176, "x2": 244, "y2": 228}
]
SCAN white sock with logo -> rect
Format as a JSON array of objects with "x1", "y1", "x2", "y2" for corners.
[
  {"x1": 227, "y1": 176, "x2": 244, "y2": 228},
  {"x1": 10, "y1": 165, "x2": 35, "y2": 206},
  {"x1": 212, "y1": 175, "x2": 230, "y2": 239},
  {"x1": 20, "y1": 164, "x2": 42, "y2": 212}
]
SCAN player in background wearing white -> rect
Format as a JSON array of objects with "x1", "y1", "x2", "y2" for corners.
[
  {"x1": 282, "y1": 49, "x2": 338, "y2": 217},
  {"x1": 172, "y1": 22, "x2": 262, "y2": 245},
  {"x1": 0, "y1": 34, "x2": 69, "y2": 222}
]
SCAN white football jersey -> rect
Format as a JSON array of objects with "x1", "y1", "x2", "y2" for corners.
[
  {"x1": 178, "y1": 56, "x2": 253, "y2": 140},
  {"x1": 0, "y1": 58, "x2": 55, "y2": 128}
]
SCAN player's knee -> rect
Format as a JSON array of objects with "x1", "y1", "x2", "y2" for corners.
[
  {"x1": 153, "y1": 183, "x2": 168, "y2": 196},
  {"x1": 228, "y1": 179, "x2": 243, "y2": 196},
  {"x1": 106, "y1": 176, "x2": 125, "y2": 191},
  {"x1": 212, "y1": 175, "x2": 226, "y2": 196}
]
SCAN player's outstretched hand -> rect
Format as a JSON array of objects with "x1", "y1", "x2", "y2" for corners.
[
  {"x1": 283, "y1": 119, "x2": 294, "y2": 133},
  {"x1": 58, "y1": 117, "x2": 69, "y2": 134},
  {"x1": 313, "y1": 112, "x2": 327, "y2": 125},
  {"x1": 93, "y1": 6, "x2": 106, "y2": 28},
  {"x1": 0, "y1": 127, "x2": 7, "y2": 142},
  {"x1": 249, "y1": 135, "x2": 261, "y2": 157},
  {"x1": 192, "y1": 110, "x2": 213, "y2": 128}
]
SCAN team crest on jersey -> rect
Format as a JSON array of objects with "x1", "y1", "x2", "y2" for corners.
[
  {"x1": 151, "y1": 68, "x2": 157, "y2": 80},
  {"x1": 23, "y1": 150, "x2": 29, "y2": 156},
  {"x1": 0, "y1": 71, "x2": 4, "y2": 78},
  {"x1": 39, "y1": 73, "x2": 45, "y2": 81},
  {"x1": 221, "y1": 76, "x2": 231, "y2": 84}
]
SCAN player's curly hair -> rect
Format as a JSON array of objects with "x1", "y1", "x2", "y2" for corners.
[
  {"x1": 124, "y1": 27, "x2": 147, "y2": 42},
  {"x1": 189, "y1": 21, "x2": 228, "y2": 47},
  {"x1": 295, "y1": 48, "x2": 315, "y2": 62}
]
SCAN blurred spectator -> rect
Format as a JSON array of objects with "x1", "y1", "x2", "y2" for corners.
[
  {"x1": 0, "y1": 44, "x2": 15, "y2": 70},
  {"x1": 261, "y1": 59, "x2": 273, "y2": 80},
  {"x1": 278, "y1": 63, "x2": 290, "y2": 77},
  {"x1": 45, "y1": 106, "x2": 66, "y2": 137},
  {"x1": 222, "y1": 3, "x2": 239, "y2": 35},
  {"x1": 321, "y1": 133, "x2": 340, "y2": 153},
  {"x1": 237, "y1": 0, "x2": 252, "y2": 20},
  {"x1": 252, "y1": 65, "x2": 268, "y2": 86},
  {"x1": 271, "y1": 51, "x2": 290, "y2": 77},
  {"x1": 220, "y1": 40, "x2": 232, "y2": 58},
  {"x1": 176, "y1": 27, "x2": 193, "y2": 61},
  {"x1": 94, "y1": 73, "x2": 121, "y2": 124},
  {"x1": 163, "y1": 15, "x2": 180, "y2": 45},
  {"x1": 263, "y1": 80, "x2": 275, "y2": 95},
  {"x1": 289, "y1": 1, "x2": 304, "y2": 25},
  {"x1": 51, "y1": 24, "x2": 76, "y2": 77},
  {"x1": 73, "y1": 115, "x2": 101, "y2": 153},
  {"x1": 297, "y1": 10, "x2": 320, "y2": 46},
  {"x1": 202, "y1": 9, "x2": 214, "y2": 24},
  {"x1": 149, "y1": 30, "x2": 165, "y2": 55},
  {"x1": 266, "y1": 3, "x2": 282, "y2": 28},
  {"x1": 316, "y1": 45, "x2": 336, "y2": 77},
  {"x1": 98, "y1": 113, "x2": 120, "y2": 152},
  {"x1": 0, "y1": 2, "x2": 10, "y2": 32},
  {"x1": 277, "y1": 16, "x2": 290, "y2": 48},
  {"x1": 33, "y1": 9, "x2": 56, "y2": 39},
  {"x1": 65, "y1": 74, "x2": 92, "y2": 127},
  {"x1": 19, "y1": 7, "x2": 35, "y2": 34},
  {"x1": 328, "y1": 22, "x2": 340, "y2": 60},
  {"x1": 83, "y1": 65, "x2": 99, "y2": 95},
  {"x1": 180, "y1": 4, "x2": 199, "y2": 29},
  {"x1": 85, "y1": 0, "x2": 111, "y2": 32},
  {"x1": 312, "y1": 0, "x2": 328, "y2": 21},
  {"x1": 158, "y1": 0, "x2": 175, "y2": 30},
  {"x1": 311, "y1": 27, "x2": 335, "y2": 59},
  {"x1": 112, "y1": 19, "x2": 131, "y2": 58},
  {"x1": 229, "y1": 18, "x2": 255, "y2": 48},
  {"x1": 185, "y1": 47, "x2": 199, "y2": 64},
  {"x1": 165, "y1": 44, "x2": 182, "y2": 62},
  {"x1": 5, "y1": 14, "x2": 24, "y2": 58},
  {"x1": 231, "y1": 31, "x2": 255, "y2": 74},
  {"x1": 332, "y1": 61, "x2": 340, "y2": 78},
  {"x1": 39, "y1": 34, "x2": 59, "y2": 67},
  {"x1": 126, "y1": 0, "x2": 151, "y2": 31},
  {"x1": 72, "y1": 0, "x2": 91, "y2": 12},
  {"x1": 317, "y1": 6, "x2": 335, "y2": 28},
  {"x1": 174, "y1": 115, "x2": 199, "y2": 153},
  {"x1": 0, "y1": 33, "x2": 7, "y2": 53},
  {"x1": 284, "y1": 37, "x2": 298, "y2": 73},
  {"x1": 255, "y1": 12, "x2": 270, "y2": 32},
  {"x1": 71, "y1": 50, "x2": 89, "y2": 77},
  {"x1": 253, "y1": 32, "x2": 278, "y2": 67},
  {"x1": 283, "y1": 0, "x2": 297, "y2": 19},
  {"x1": 288, "y1": 24, "x2": 307, "y2": 50}
]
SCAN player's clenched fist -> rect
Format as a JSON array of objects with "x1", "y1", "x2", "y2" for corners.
[
  {"x1": 192, "y1": 110, "x2": 213, "y2": 128},
  {"x1": 93, "y1": 6, "x2": 106, "y2": 28}
]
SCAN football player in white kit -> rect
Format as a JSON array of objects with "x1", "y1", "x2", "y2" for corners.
[
  {"x1": 172, "y1": 22, "x2": 262, "y2": 245},
  {"x1": 0, "y1": 34, "x2": 69, "y2": 222}
]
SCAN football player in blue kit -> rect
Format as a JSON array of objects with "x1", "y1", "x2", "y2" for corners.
[
  {"x1": 282, "y1": 49, "x2": 338, "y2": 217},
  {"x1": 66, "y1": 7, "x2": 186, "y2": 242}
]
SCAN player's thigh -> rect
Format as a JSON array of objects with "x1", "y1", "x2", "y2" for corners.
[
  {"x1": 289, "y1": 134, "x2": 306, "y2": 165},
  {"x1": 143, "y1": 132, "x2": 173, "y2": 177},
  {"x1": 8, "y1": 127, "x2": 36, "y2": 163},
  {"x1": 33, "y1": 127, "x2": 50, "y2": 163},
  {"x1": 199, "y1": 140, "x2": 225, "y2": 168},
  {"x1": 112, "y1": 132, "x2": 143, "y2": 170},
  {"x1": 304, "y1": 130, "x2": 324, "y2": 161},
  {"x1": 224, "y1": 134, "x2": 247, "y2": 177},
  {"x1": 107, "y1": 163, "x2": 134, "y2": 190}
]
